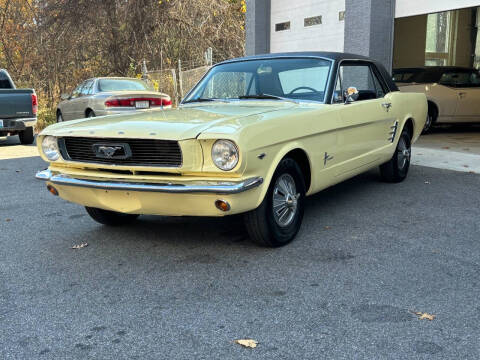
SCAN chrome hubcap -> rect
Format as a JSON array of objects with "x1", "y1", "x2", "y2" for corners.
[
  {"x1": 273, "y1": 174, "x2": 300, "y2": 227},
  {"x1": 397, "y1": 138, "x2": 411, "y2": 169}
]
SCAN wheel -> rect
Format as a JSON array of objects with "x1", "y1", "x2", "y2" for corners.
[
  {"x1": 244, "y1": 158, "x2": 306, "y2": 247},
  {"x1": 56, "y1": 111, "x2": 64, "y2": 123},
  {"x1": 422, "y1": 104, "x2": 437, "y2": 134},
  {"x1": 18, "y1": 127, "x2": 34, "y2": 145},
  {"x1": 87, "y1": 110, "x2": 96, "y2": 118},
  {"x1": 85, "y1": 207, "x2": 139, "y2": 226},
  {"x1": 380, "y1": 129, "x2": 411, "y2": 183}
]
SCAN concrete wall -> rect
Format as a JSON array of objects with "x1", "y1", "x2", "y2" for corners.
[
  {"x1": 344, "y1": 0, "x2": 396, "y2": 71},
  {"x1": 393, "y1": 15, "x2": 427, "y2": 68},
  {"x1": 245, "y1": 0, "x2": 271, "y2": 56},
  {"x1": 270, "y1": 0, "x2": 345, "y2": 53},
  {"x1": 396, "y1": 0, "x2": 480, "y2": 18},
  {"x1": 454, "y1": 8, "x2": 475, "y2": 67}
]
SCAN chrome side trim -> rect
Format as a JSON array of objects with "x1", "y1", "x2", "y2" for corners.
[
  {"x1": 35, "y1": 169, "x2": 263, "y2": 195},
  {"x1": 388, "y1": 121, "x2": 399, "y2": 142}
]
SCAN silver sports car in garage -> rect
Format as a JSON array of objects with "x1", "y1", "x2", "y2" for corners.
[{"x1": 56, "y1": 77, "x2": 172, "y2": 122}]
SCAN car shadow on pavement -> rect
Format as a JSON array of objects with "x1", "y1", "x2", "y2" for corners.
[{"x1": 62, "y1": 169, "x2": 385, "y2": 252}]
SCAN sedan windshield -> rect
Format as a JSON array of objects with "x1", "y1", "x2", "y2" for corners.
[
  {"x1": 98, "y1": 79, "x2": 153, "y2": 92},
  {"x1": 184, "y1": 58, "x2": 332, "y2": 103}
]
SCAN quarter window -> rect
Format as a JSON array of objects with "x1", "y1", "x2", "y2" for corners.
[{"x1": 81, "y1": 80, "x2": 94, "y2": 96}]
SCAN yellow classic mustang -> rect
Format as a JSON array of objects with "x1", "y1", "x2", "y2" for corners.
[{"x1": 36, "y1": 52, "x2": 427, "y2": 247}]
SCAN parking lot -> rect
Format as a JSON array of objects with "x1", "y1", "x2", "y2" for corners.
[{"x1": 1, "y1": 133, "x2": 479, "y2": 359}]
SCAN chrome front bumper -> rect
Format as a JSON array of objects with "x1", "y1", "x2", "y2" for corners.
[{"x1": 35, "y1": 169, "x2": 263, "y2": 195}]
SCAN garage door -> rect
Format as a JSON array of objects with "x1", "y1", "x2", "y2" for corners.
[
  {"x1": 396, "y1": 0, "x2": 480, "y2": 18},
  {"x1": 270, "y1": 0, "x2": 345, "y2": 53}
]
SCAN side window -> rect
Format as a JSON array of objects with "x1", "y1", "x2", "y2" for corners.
[
  {"x1": 336, "y1": 63, "x2": 384, "y2": 102},
  {"x1": 371, "y1": 69, "x2": 386, "y2": 98},
  {"x1": 81, "y1": 80, "x2": 93, "y2": 96},
  {"x1": 87, "y1": 81, "x2": 96, "y2": 95},
  {"x1": 0, "y1": 71, "x2": 12, "y2": 89},
  {"x1": 71, "y1": 82, "x2": 84, "y2": 99},
  {"x1": 439, "y1": 71, "x2": 480, "y2": 87}
]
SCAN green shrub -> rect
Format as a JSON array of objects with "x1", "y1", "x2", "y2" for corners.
[{"x1": 35, "y1": 106, "x2": 56, "y2": 133}]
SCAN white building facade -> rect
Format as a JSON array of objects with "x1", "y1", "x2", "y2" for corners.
[{"x1": 246, "y1": 0, "x2": 480, "y2": 71}]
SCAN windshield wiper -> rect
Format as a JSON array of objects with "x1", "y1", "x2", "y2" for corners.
[
  {"x1": 182, "y1": 98, "x2": 229, "y2": 104},
  {"x1": 238, "y1": 94, "x2": 298, "y2": 104}
]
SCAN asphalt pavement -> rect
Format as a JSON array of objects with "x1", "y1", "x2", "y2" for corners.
[{"x1": 1, "y1": 137, "x2": 480, "y2": 359}]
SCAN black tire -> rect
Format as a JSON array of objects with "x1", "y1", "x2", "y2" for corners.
[
  {"x1": 422, "y1": 104, "x2": 437, "y2": 134},
  {"x1": 380, "y1": 129, "x2": 411, "y2": 183},
  {"x1": 86, "y1": 110, "x2": 95, "y2": 118},
  {"x1": 18, "y1": 127, "x2": 34, "y2": 145},
  {"x1": 244, "y1": 158, "x2": 306, "y2": 247},
  {"x1": 85, "y1": 207, "x2": 139, "y2": 226},
  {"x1": 56, "y1": 110, "x2": 64, "y2": 123}
]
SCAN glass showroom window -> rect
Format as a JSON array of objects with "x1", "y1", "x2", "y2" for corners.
[{"x1": 425, "y1": 11, "x2": 451, "y2": 66}]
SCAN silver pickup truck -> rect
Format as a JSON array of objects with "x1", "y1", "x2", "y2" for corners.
[{"x1": 0, "y1": 69, "x2": 37, "y2": 144}]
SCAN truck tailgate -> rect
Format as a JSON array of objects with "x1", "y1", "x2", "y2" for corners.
[{"x1": 0, "y1": 89, "x2": 35, "y2": 119}]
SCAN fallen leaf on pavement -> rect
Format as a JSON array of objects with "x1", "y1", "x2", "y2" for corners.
[
  {"x1": 6, "y1": 218, "x2": 12, "y2": 222},
  {"x1": 235, "y1": 339, "x2": 258, "y2": 348},
  {"x1": 412, "y1": 311, "x2": 436, "y2": 321},
  {"x1": 442, "y1": 146, "x2": 450, "y2": 149},
  {"x1": 325, "y1": 226, "x2": 331, "y2": 230},
  {"x1": 71, "y1": 243, "x2": 88, "y2": 250},
  {"x1": 15, "y1": 170, "x2": 21, "y2": 173}
]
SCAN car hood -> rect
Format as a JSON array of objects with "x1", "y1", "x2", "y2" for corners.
[{"x1": 41, "y1": 102, "x2": 297, "y2": 140}]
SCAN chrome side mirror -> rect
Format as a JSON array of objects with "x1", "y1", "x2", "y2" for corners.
[{"x1": 344, "y1": 87, "x2": 359, "y2": 103}]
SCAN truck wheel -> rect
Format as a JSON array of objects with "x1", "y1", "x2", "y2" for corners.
[
  {"x1": 380, "y1": 129, "x2": 411, "y2": 183},
  {"x1": 85, "y1": 207, "x2": 139, "y2": 226},
  {"x1": 244, "y1": 158, "x2": 305, "y2": 247},
  {"x1": 18, "y1": 127, "x2": 34, "y2": 145}
]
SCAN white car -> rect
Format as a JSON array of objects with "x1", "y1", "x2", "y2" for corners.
[{"x1": 393, "y1": 67, "x2": 480, "y2": 133}]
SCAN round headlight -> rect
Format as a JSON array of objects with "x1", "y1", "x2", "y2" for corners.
[
  {"x1": 211, "y1": 140, "x2": 239, "y2": 171},
  {"x1": 42, "y1": 136, "x2": 60, "y2": 161}
]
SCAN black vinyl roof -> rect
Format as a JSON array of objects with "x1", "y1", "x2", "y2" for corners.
[{"x1": 218, "y1": 52, "x2": 372, "y2": 64}]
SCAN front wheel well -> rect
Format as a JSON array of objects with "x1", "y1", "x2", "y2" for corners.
[
  {"x1": 283, "y1": 149, "x2": 311, "y2": 192},
  {"x1": 85, "y1": 108, "x2": 94, "y2": 117}
]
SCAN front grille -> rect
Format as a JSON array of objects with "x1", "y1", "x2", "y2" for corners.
[{"x1": 61, "y1": 137, "x2": 182, "y2": 167}]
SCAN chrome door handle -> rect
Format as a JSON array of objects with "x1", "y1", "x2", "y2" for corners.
[{"x1": 382, "y1": 102, "x2": 392, "y2": 111}]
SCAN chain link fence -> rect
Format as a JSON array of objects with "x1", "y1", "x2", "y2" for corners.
[
  {"x1": 146, "y1": 69, "x2": 178, "y2": 105},
  {"x1": 145, "y1": 48, "x2": 214, "y2": 106}
]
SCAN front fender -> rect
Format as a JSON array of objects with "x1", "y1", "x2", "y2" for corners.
[{"x1": 245, "y1": 141, "x2": 312, "y2": 209}]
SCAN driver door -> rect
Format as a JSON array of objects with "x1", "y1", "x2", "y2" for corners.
[
  {"x1": 62, "y1": 82, "x2": 85, "y2": 120},
  {"x1": 333, "y1": 62, "x2": 395, "y2": 177}
]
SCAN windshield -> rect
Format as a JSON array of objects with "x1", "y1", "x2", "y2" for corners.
[
  {"x1": 98, "y1": 79, "x2": 153, "y2": 92},
  {"x1": 184, "y1": 58, "x2": 332, "y2": 103}
]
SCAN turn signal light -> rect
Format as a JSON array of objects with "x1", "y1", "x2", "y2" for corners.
[
  {"x1": 215, "y1": 200, "x2": 231, "y2": 212},
  {"x1": 47, "y1": 184, "x2": 59, "y2": 196}
]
